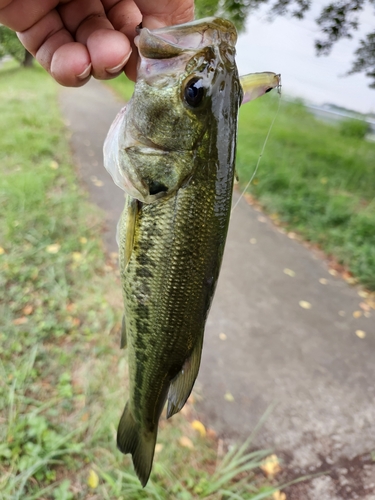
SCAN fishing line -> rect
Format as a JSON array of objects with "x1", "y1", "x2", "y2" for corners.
[{"x1": 231, "y1": 86, "x2": 282, "y2": 213}]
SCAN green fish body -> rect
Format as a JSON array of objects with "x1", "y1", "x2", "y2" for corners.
[{"x1": 103, "y1": 17, "x2": 280, "y2": 486}]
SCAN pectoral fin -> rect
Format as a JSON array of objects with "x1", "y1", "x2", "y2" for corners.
[
  {"x1": 240, "y1": 72, "x2": 281, "y2": 104},
  {"x1": 166, "y1": 334, "x2": 203, "y2": 418},
  {"x1": 120, "y1": 314, "x2": 127, "y2": 349},
  {"x1": 118, "y1": 196, "x2": 138, "y2": 272}
]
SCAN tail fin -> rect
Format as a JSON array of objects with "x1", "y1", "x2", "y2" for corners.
[{"x1": 117, "y1": 402, "x2": 157, "y2": 487}]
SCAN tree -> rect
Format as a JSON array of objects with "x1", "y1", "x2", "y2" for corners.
[
  {"x1": 195, "y1": 0, "x2": 375, "y2": 88},
  {"x1": 0, "y1": 25, "x2": 33, "y2": 67}
]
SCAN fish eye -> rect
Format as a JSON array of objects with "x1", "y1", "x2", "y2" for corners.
[{"x1": 184, "y1": 78, "x2": 205, "y2": 107}]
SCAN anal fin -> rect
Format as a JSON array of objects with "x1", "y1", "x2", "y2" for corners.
[{"x1": 167, "y1": 334, "x2": 203, "y2": 419}]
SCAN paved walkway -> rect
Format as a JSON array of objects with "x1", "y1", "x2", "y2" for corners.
[{"x1": 60, "y1": 79, "x2": 375, "y2": 499}]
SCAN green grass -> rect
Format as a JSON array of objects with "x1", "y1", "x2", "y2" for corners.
[
  {"x1": 236, "y1": 95, "x2": 375, "y2": 289},
  {"x1": 0, "y1": 66, "x2": 279, "y2": 499},
  {"x1": 339, "y1": 117, "x2": 371, "y2": 139}
]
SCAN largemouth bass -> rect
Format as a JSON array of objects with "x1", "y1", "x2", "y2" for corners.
[{"x1": 104, "y1": 17, "x2": 280, "y2": 487}]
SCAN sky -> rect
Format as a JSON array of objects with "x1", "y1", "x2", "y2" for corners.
[{"x1": 235, "y1": 1, "x2": 375, "y2": 114}]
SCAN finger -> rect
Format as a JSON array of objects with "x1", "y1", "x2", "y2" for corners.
[
  {"x1": 86, "y1": 29, "x2": 132, "y2": 79},
  {"x1": 51, "y1": 42, "x2": 92, "y2": 86},
  {"x1": 133, "y1": 0, "x2": 194, "y2": 29},
  {"x1": 18, "y1": 9, "x2": 92, "y2": 86},
  {"x1": 104, "y1": 0, "x2": 141, "y2": 44},
  {"x1": 0, "y1": 0, "x2": 59, "y2": 31},
  {"x1": 104, "y1": 0, "x2": 142, "y2": 81},
  {"x1": 59, "y1": 0, "x2": 132, "y2": 79}
]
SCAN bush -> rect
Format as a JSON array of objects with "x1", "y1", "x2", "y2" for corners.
[
  {"x1": 339, "y1": 118, "x2": 371, "y2": 139},
  {"x1": 0, "y1": 25, "x2": 24, "y2": 62}
]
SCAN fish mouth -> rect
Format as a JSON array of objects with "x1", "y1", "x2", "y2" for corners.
[
  {"x1": 135, "y1": 17, "x2": 237, "y2": 59},
  {"x1": 129, "y1": 135, "x2": 169, "y2": 153}
]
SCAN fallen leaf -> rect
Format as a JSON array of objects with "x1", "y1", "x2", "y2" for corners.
[
  {"x1": 87, "y1": 469, "x2": 99, "y2": 489},
  {"x1": 283, "y1": 268, "x2": 295, "y2": 277},
  {"x1": 23, "y1": 305, "x2": 33, "y2": 315},
  {"x1": 353, "y1": 311, "x2": 362, "y2": 318},
  {"x1": 46, "y1": 243, "x2": 60, "y2": 254},
  {"x1": 66, "y1": 303, "x2": 76, "y2": 313},
  {"x1": 338, "y1": 310, "x2": 346, "y2": 317},
  {"x1": 80, "y1": 237, "x2": 88, "y2": 244},
  {"x1": 71, "y1": 252, "x2": 83, "y2": 262},
  {"x1": 261, "y1": 454, "x2": 281, "y2": 477},
  {"x1": 273, "y1": 491, "x2": 286, "y2": 500},
  {"x1": 191, "y1": 420, "x2": 206, "y2": 438},
  {"x1": 319, "y1": 278, "x2": 328, "y2": 285},
  {"x1": 72, "y1": 318, "x2": 81, "y2": 327},
  {"x1": 356, "y1": 330, "x2": 366, "y2": 339},
  {"x1": 0, "y1": 246, "x2": 5, "y2": 255},
  {"x1": 257, "y1": 216, "x2": 267, "y2": 223},
  {"x1": 287, "y1": 232, "x2": 297, "y2": 239},
  {"x1": 249, "y1": 238, "x2": 257, "y2": 244},
  {"x1": 364, "y1": 312, "x2": 371, "y2": 318},
  {"x1": 358, "y1": 290, "x2": 369, "y2": 299},
  {"x1": 13, "y1": 316, "x2": 28, "y2": 325},
  {"x1": 299, "y1": 300, "x2": 312, "y2": 310},
  {"x1": 224, "y1": 392, "x2": 234, "y2": 402},
  {"x1": 345, "y1": 276, "x2": 357, "y2": 285},
  {"x1": 81, "y1": 412, "x2": 89, "y2": 422},
  {"x1": 179, "y1": 436, "x2": 194, "y2": 449},
  {"x1": 328, "y1": 269, "x2": 338, "y2": 276},
  {"x1": 155, "y1": 443, "x2": 163, "y2": 453},
  {"x1": 359, "y1": 302, "x2": 371, "y2": 312},
  {"x1": 219, "y1": 332, "x2": 227, "y2": 341},
  {"x1": 49, "y1": 160, "x2": 59, "y2": 169},
  {"x1": 252, "y1": 178, "x2": 259, "y2": 185},
  {"x1": 90, "y1": 175, "x2": 104, "y2": 187}
]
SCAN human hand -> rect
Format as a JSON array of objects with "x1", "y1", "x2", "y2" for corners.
[{"x1": 0, "y1": 0, "x2": 194, "y2": 86}]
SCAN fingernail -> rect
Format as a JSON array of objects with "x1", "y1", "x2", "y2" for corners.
[
  {"x1": 106, "y1": 51, "x2": 132, "y2": 74},
  {"x1": 77, "y1": 63, "x2": 92, "y2": 80}
]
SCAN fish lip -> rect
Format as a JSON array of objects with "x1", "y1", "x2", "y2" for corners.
[
  {"x1": 126, "y1": 134, "x2": 193, "y2": 155},
  {"x1": 131, "y1": 136, "x2": 169, "y2": 152},
  {"x1": 135, "y1": 17, "x2": 237, "y2": 59},
  {"x1": 125, "y1": 145, "x2": 193, "y2": 158},
  {"x1": 125, "y1": 146, "x2": 169, "y2": 155}
]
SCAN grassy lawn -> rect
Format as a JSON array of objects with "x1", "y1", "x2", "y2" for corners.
[
  {"x1": 0, "y1": 65, "x2": 280, "y2": 499},
  {"x1": 236, "y1": 95, "x2": 375, "y2": 290}
]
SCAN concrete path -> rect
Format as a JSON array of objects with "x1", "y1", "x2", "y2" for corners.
[{"x1": 59, "y1": 79, "x2": 375, "y2": 499}]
